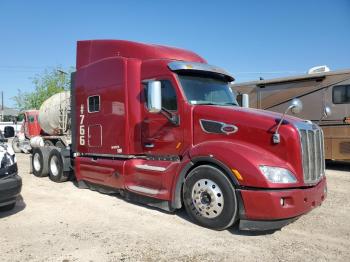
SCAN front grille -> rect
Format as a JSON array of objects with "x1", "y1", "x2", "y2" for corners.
[{"x1": 298, "y1": 126, "x2": 325, "y2": 184}]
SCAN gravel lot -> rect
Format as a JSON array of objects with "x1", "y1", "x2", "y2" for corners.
[{"x1": 1, "y1": 153, "x2": 350, "y2": 262}]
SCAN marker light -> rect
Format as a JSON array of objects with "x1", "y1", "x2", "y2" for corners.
[
  {"x1": 231, "y1": 169, "x2": 243, "y2": 181},
  {"x1": 259, "y1": 166, "x2": 297, "y2": 184}
]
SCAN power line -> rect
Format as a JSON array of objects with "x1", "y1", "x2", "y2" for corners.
[
  {"x1": 233, "y1": 71, "x2": 303, "y2": 75},
  {"x1": 0, "y1": 65, "x2": 45, "y2": 69}
]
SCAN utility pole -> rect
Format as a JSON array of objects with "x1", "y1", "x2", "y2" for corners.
[{"x1": 1, "y1": 91, "x2": 3, "y2": 122}]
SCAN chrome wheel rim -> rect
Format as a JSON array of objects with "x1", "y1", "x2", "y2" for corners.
[
  {"x1": 50, "y1": 155, "x2": 59, "y2": 176},
  {"x1": 191, "y1": 179, "x2": 224, "y2": 218},
  {"x1": 33, "y1": 153, "x2": 41, "y2": 171}
]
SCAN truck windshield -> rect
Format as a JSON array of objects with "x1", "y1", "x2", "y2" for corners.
[{"x1": 177, "y1": 74, "x2": 238, "y2": 106}]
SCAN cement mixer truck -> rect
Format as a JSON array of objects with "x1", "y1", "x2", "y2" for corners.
[
  {"x1": 31, "y1": 91, "x2": 71, "y2": 148},
  {"x1": 30, "y1": 40, "x2": 327, "y2": 231},
  {"x1": 12, "y1": 92, "x2": 70, "y2": 153}
]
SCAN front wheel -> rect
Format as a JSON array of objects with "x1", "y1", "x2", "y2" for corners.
[
  {"x1": 0, "y1": 203, "x2": 16, "y2": 212},
  {"x1": 183, "y1": 165, "x2": 238, "y2": 230}
]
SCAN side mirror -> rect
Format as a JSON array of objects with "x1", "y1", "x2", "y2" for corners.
[
  {"x1": 241, "y1": 94, "x2": 249, "y2": 108},
  {"x1": 236, "y1": 93, "x2": 249, "y2": 108},
  {"x1": 4, "y1": 126, "x2": 15, "y2": 138},
  {"x1": 290, "y1": 98, "x2": 303, "y2": 114},
  {"x1": 147, "y1": 81, "x2": 162, "y2": 113}
]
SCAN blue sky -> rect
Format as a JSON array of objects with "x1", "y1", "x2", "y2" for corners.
[{"x1": 1, "y1": 0, "x2": 349, "y2": 108}]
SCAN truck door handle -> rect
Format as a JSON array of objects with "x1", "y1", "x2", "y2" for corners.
[{"x1": 144, "y1": 143, "x2": 154, "y2": 148}]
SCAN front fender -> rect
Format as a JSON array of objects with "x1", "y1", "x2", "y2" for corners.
[{"x1": 189, "y1": 141, "x2": 299, "y2": 188}]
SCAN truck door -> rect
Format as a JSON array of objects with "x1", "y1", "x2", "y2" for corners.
[{"x1": 141, "y1": 79, "x2": 183, "y2": 156}]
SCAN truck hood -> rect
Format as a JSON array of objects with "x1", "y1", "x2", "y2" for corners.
[
  {"x1": 192, "y1": 105, "x2": 304, "y2": 185},
  {"x1": 193, "y1": 105, "x2": 302, "y2": 138}
]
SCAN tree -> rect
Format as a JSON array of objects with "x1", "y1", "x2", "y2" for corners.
[{"x1": 12, "y1": 66, "x2": 73, "y2": 110}]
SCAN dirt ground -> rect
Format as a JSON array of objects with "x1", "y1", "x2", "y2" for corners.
[{"x1": 1, "y1": 153, "x2": 350, "y2": 262}]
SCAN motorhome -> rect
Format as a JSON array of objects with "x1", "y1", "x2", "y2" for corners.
[{"x1": 232, "y1": 68, "x2": 350, "y2": 161}]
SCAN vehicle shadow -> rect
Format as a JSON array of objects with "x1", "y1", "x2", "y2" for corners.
[
  {"x1": 0, "y1": 195, "x2": 26, "y2": 219},
  {"x1": 175, "y1": 208, "x2": 277, "y2": 235},
  {"x1": 326, "y1": 160, "x2": 350, "y2": 171},
  {"x1": 228, "y1": 224, "x2": 277, "y2": 236},
  {"x1": 72, "y1": 180, "x2": 279, "y2": 236}
]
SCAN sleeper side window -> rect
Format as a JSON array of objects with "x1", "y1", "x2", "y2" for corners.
[
  {"x1": 333, "y1": 85, "x2": 350, "y2": 104},
  {"x1": 88, "y1": 95, "x2": 100, "y2": 112}
]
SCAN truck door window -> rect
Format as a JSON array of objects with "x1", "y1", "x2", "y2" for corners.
[
  {"x1": 28, "y1": 115, "x2": 35, "y2": 123},
  {"x1": 88, "y1": 96, "x2": 100, "y2": 112},
  {"x1": 333, "y1": 85, "x2": 350, "y2": 104},
  {"x1": 161, "y1": 80, "x2": 177, "y2": 111},
  {"x1": 144, "y1": 80, "x2": 178, "y2": 111},
  {"x1": 15, "y1": 114, "x2": 24, "y2": 123}
]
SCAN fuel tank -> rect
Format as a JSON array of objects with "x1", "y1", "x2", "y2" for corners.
[{"x1": 38, "y1": 91, "x2": 70, "y2": 135}]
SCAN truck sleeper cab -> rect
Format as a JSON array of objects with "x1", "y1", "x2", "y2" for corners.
[{"x1": 31, "y1": 40, "x2": 327, "y2": 231}]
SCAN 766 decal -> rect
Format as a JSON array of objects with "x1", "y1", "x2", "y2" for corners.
[{"x1": 79, "y1": 104, "x2": 85, "y2": 145}]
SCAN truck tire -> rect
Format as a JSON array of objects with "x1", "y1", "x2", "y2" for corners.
[
  {"x1": 183, "y1": 165, "x2": 238, "y2": 230},
  {"x1": 44, "y1": 140, "x2": 54, "y2": 147},
  {"x1": 12, "y1": 137, "x2": 22, "y2": 153},
  {"x1": 32, "y1": 147, "x2": 51, "y2": 177},
  {"x1": 48, "y1": 148, "x2": 69, "y2": 183},
  {"x1": 0, "y1": 203, "x2": 16, "y2": 212},
  {"x1": 55, "y1": 141, "x2": 65, "y2": 149}
]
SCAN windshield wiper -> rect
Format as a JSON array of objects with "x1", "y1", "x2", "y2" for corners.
[
  {"x1": 221, "y1": 102, "x2": 238, "y2": 106},
  {"x1": 193, "y1": 102, "x2": 218, "y2": 105},
  {"x1": 193, "y1": 102, "x2": 237, "y2": 106}
]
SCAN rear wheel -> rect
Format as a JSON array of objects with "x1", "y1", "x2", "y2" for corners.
[
  {"x1": 32, "y1": 147, "x2": 52, "y2": 177},
  {"x1": 48, "y1": 148, "x2": 69, "y2": 183},
  {"x1": 55, "y1": 140, "x2": 65, "y2": 149},
  {"x1": 183, "y1": 165, "x2": 238, "y2": 230},
  {"x1": 44, "y1": 140, "x2": 54, "y2": 147},
  {"x1": 12, "y1": 137, "x2": 21, "y2": 153}
]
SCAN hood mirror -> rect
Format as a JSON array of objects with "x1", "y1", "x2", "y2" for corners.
[
  {"x1": 273, "y1": 98, "x2": 303, "y2": 144},
  {"x1": 324, "y1": 106, "x2": 332, "y2": 118},
  {"x1": 290, "y1": 99, "x2": 303, "y2": 114},
  {"x1": 319, "y1": 105, "x2": 332, "y2": 124}
]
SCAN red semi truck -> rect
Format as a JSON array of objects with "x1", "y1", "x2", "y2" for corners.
[
  {"x1": 12, "y1": 110, "x2": 42, "y2": 153},
  {"x1": 31, "y1": 40, "x2": 327, "y2": 231},
  {"x1": 13, "y1": 92, "x2": 70, "y2": 153}
]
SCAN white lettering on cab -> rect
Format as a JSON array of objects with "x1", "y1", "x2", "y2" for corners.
[{"x1": 79, "y1": 104, "x2": 85, "y2": 145}]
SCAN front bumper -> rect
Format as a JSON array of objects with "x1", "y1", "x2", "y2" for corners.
[
  {"x1": 0, "y1": 164, "x2": 22, "y2": 207},
  {"x1": 238, "y1": 176, "x2": 327, "y2": 230}
]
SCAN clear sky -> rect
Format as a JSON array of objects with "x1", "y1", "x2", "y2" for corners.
[{"x1": 1, "y1": 0, "x2": 349, "y2": 108}]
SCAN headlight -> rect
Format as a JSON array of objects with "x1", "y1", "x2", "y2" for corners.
[{"x1": 259, "y1": 165, "x2": 297, "y2": 184}]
